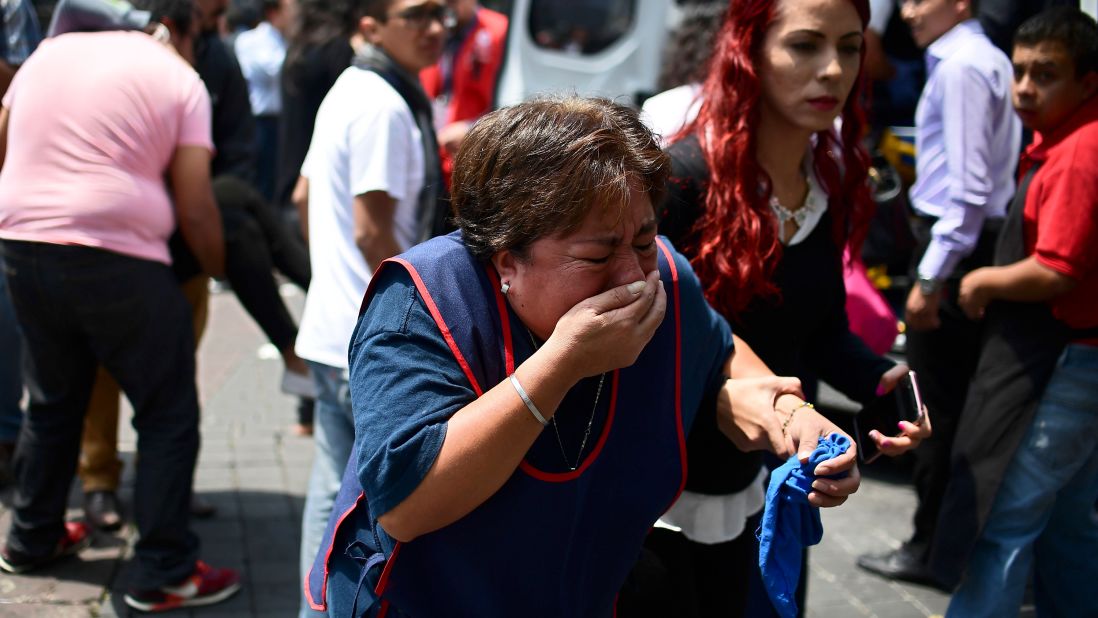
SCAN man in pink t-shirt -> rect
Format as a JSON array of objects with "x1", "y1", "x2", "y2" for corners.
[{"x1": 0, "y1": 2, "x2": 241, "y2": 611}]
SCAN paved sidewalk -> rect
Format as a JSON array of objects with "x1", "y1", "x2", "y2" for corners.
[{"x1": 0, "y1": 287, "x2": 957, "y2": 617}]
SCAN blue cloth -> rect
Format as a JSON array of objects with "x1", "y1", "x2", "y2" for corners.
[
  {"x1": 758, "y1": 433, "x2": 850, "y2": 618},
  {"x1": 947, "y1": 344, "x2": 1098, "y2": 618}
]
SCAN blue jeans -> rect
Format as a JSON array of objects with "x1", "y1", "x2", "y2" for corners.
[
  {"x1": 299, "y1": 361, "x2": 355, "y2": 618},
  {"x1": 0, "y1": 254, "x2": 24, "y2": 443},
  {"x1": 0, "y1": 241, "x2": 200, "y2": 589},
  {"x1": 947, "y1": 343, "x2": 1098, "y2": 618}
]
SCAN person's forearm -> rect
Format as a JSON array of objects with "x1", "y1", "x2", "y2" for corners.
[
  {"x1": 0, "y1": 107, "x2": 9, "y2": 170},
  {"x1": 377, "y1": 340, "x2": 583, "y2": 542},
  {"x1": 0, "y1": 61, "x2": 16, "y2": 100},
  {"x1": 292, "y1": 175, "x2": 309, "y2": 243},
  {"x1": 170, "y1": 147, "x2": 225, "y2": 277},
  {"x1": 980, "y1": 256, "x2": 1076, "y2": 303},
  {"x1": 725, "y1": 334, "x2": 775, "y2": 379}
]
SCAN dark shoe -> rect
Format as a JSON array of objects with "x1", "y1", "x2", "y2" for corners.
[
  {"x1": 84, "y1": 490, "x2": 123, "y2": 531},
  {"x1": 0, "y1": 441, "x2": 15, "y2": 487},
  {"x1": 856, "y1": 544, "x2": 938, "y2": 586},
  {"x1": 123, "y1": 560, "x2": 241, "y2": 612},
  {"x1": 190, "y1": 495, "x2": 217, "y2": 519},
  {"x1": 0, "y1": 521, "x2": 92, "y2": 574}
]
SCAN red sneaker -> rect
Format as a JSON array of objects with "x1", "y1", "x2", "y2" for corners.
[
  {"x1": 123, "y1": 560, "x2": 241, "y2": 612},
  {"x1": 0, "y1": 521, "x2": 91, "y2": 574}
]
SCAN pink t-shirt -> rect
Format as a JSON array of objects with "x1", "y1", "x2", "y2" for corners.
[{"x1": 0, "y1": 31, "x2": 213, "y2": 265}]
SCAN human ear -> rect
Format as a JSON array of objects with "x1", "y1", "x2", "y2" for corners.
[
  {"x1": 490, "y1": 249, "x2": 520, "y2": 285},
  {"x1": 360, "y1": 15, "x2": 381, "y2": 45}
]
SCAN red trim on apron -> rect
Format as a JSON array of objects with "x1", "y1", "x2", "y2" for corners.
[
  {"x1": 518, "y1": 371, "x2": 621, "y2": 482},
  {"x1": 305, "y1": 491, "x2": 365, "y2": 610},
  {"x1": 373, "y1": 542, "x2": 403, "y2": 602},
  {"x1": 656, "y1": 237, "x2": 688, "y2": 506}
]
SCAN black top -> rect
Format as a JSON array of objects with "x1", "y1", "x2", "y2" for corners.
[
  {"x1": 195, "y1": 32, "x2": 257, "y2": 184},
  {"x1": 663, "y1": 135, "x2": 894, "y2": 494},
  {"x1": 275, "y1": 38, "x2": 354, "y2": 209}
]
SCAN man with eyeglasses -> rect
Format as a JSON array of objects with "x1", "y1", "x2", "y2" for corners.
[{"x1": 295, "y1": 1, "x2": 446, "y2": 616}]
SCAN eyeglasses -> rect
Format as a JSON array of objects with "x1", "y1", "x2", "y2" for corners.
[{"x1": 390, "y1": 3, "x2": 456, "y2": 30}]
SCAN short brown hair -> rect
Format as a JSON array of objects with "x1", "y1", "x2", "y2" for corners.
[{"x1": 451, "y1": 96, "x2": 671, "y2": 260}]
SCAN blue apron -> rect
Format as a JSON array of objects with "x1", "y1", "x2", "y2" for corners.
[{"x1": 306, "y1": 232, "x2": 686, "y2": 617}]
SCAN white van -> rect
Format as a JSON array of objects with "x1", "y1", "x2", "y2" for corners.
[{"x1": 492, "y1": 0, "x2": 679, "y2": 107}]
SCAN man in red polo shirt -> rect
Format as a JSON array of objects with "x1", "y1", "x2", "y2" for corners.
[{"x1": 947, "y1": 7, "x2": 1098, "y2": 616}]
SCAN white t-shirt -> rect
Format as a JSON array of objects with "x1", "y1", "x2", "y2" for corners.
[{"x1": 295, "y1": 67, "x2": 425, "y2": 369}]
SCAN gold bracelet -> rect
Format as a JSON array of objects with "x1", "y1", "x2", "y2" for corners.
[{"x1": 781, "y1": 401, "x2": 815, "y2": 436}]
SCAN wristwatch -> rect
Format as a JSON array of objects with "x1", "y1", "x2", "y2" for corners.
[{"x1": 917, "y1": 276, "x2": 941, "y2": 295}]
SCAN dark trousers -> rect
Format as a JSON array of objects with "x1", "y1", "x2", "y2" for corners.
[
  {"x1": 0, "y1": 241, "x2": 200, "y2": 589},
  {"x1": 0, "y1": 254, "x2": 23, "y2": 443},
  {"x1": 214, "y1": 175, "x2": 311, "y2": 352},
  {"x1": 618, "y1": 513, "x2": 764, "y2": 618},
  {"x1": 904, "y1": 217, "x2": 999, "y2": 551}
]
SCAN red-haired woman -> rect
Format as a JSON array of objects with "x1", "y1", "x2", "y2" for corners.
[{"x1": 646, "y1": 0, "x2": 932, "y2": 615}]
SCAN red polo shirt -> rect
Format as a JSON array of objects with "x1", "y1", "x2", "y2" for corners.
[{"x1": 1019, "y1": 95, "x2": 1098, "y2": 344}]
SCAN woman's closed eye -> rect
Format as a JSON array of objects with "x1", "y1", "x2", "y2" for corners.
[{"x1": 580, "y1": 254, "x2": 611, "y2": 264}]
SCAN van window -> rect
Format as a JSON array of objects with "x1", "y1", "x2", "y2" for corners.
[{"x1": 528, "y1": 0, "x2": 636, "y2": 55}]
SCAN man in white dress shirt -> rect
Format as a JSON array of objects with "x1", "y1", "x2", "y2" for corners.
[{"x1": 234, "y1": 0, "x2": 292, "y2": 200}]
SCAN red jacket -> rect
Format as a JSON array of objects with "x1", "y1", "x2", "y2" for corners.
[{"x1": 420, "y1": 7, "x2": 508, "y2": 184}]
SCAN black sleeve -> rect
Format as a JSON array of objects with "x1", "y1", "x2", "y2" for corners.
[
  {"x1": 659, "y1": 135, "x2": 708, "y2": 256},
  {"x1": 802, "y1": 263, "x2": 895, "y2": 405},
  {"x1": 197, "y1": 34, "x2": 258, "y2": 184}
]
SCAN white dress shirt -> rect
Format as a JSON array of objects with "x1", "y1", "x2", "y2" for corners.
[
  {"x1": 234, "y1": 21, "x2": 286, "y2": 116},
  {"x1": 909, "y1": 19, "x2": 1021, "y2": 281}
]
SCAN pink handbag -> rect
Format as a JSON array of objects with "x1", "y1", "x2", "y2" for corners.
[{"x1": 843, "y1": 249, "x2": 899, "y2": 355}]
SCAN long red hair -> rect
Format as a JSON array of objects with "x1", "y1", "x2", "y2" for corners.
[{"x1": 679, "y1": 0, "x2": 874, "y2": 319}]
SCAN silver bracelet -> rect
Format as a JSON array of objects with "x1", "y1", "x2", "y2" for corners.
[{"x1": 509, "y1": 373, "x2": 548, "y2": 426}]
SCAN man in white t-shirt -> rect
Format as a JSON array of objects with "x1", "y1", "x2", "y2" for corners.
[{"x1": 295, "y1": 1, "x2": 446, "y2": 615}]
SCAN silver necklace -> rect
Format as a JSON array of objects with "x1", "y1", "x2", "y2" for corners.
[{"x1": 526, "y1": 329, "x2": 606, "y2": 471}]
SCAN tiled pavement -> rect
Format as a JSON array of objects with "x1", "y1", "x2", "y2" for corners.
[{"x1": 0, "y1": 285, "x2": 957, "y2": 617}]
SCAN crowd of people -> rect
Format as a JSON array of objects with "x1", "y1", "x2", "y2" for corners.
[{"x1": 0, "y1": 0, "x2": 1093, "y2": 616}]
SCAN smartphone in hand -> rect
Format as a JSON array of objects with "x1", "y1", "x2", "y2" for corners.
[{"x1": 854, "y1": 370, "x2": 925, "y2": 464}]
